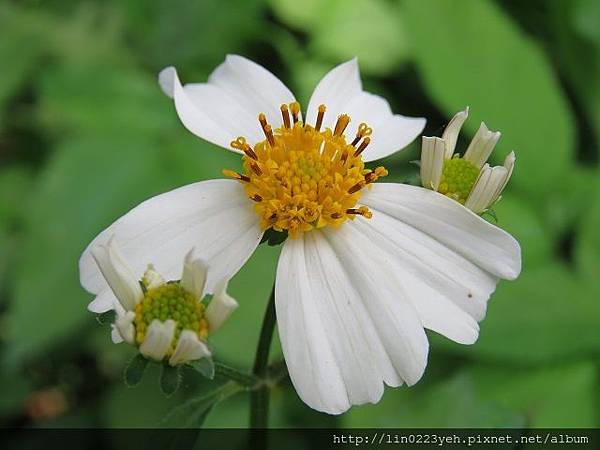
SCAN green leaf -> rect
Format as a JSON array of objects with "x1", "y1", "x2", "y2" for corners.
[
  {"x1": 491, "y1": 194, "x2": 553, "y2": 267},
  {"x1": 404, "y1": 0, "x2": 575, "y2": 196},
  {"x1": 0, "y1": 166, "x2": 33, "y2": 227},
  {"x1": 575, "y1": 174, "x2": 600, "y2": 286},
  {"x1": 95, "y1": 310, "x2": 116, "y2": 326},
  {"x1": 463, "y1": 263, "x2": 600, "y2": 364},
  {"x1": 3, "y1": 136, "x2": 172, "y2": 369},
  {"x1": 473, "y1": 363, "x2": 597, "y2": 427},
  {"x1": 124, "y1": 354, "x2": 150, "y2": 387},
  {"x1": 162, "y1": 381, "x2": 243, "y2": 428},
  {"x1": 344, "y1": 370, "x2": 524, "y2": 427},
  {"x1": 160, "y1": 364, "x2": 182, "y2": 397},
  {"x1": 186, "y1": 358, "x2": 215, "y2": 380}
]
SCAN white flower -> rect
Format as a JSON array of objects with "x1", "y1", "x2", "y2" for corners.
[
  {"x1": 79, "y1": 55, "x2": 521, "y2": 414},
  {"x1": 91, "y1": 236, "x2": 237, "y2": 366},
  {"x1": 420, "y1": 107, "x2": 516, "y2": 214}
]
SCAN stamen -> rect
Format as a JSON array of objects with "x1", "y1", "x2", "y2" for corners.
[
  {"x1": 334, "y1": 114, "x2": 351, "y2": 136},
  {"x1": 280, "y1": 104, "x2": 291, "y2": 129},
  {"x1": 251, "y1": 194, "x2": 263, "y2": 202},
  {"x1": 223, "y1": 169, "x2": 250, "y2": 183},
  {"x1": 364, "y1": 166, "x2": 388, "y2": 184},
  {"x1": 354, "y1": 137, "x2": 371, "y2": 156},
  {"x1": 315, "y1": 104, "x2": 326, "y2": 131},
  {"x1": 258, "y1": 113, "x2": 276, "y2": 147},
  {"x1": 348, "y1": 180, "x2": 366, "y2": 194},
  {"x1": 351, "y1": 123, "x2": 373, "y2": 146},
  {"x1": 290, "y1": 102, "x2": 301, "y2": 124},
  {"x1": 230, "y1": 136, "x2": 257, "y2": 160},
  {"x1": 346, "y1": 206, "x2": 373, "y2": 218},
  {"x1": 331, "y1": 212, "x2": 343, "y2": 219},
  {"x1": 250, "y1": 162, "x2": 263, "y2": 176}
]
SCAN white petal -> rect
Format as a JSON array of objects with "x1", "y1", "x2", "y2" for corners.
[
  {"x1": 465, "y1": 165, "x2": 509, "y2": 214},
  {"x1": 79, "y1": 179, "x2": 263, "y2": 306},
  {"x1": 180, "y1": 249, "x2": 208, "y2": 300},
  {"x1": 305, "y1": 59, "x2": 425, "y2": 162},
  {"x1": 88, "y1": 290, "x2": 116, "y2": 313},
  {"x1": 169, "y1": 330, "x2": 211, "y2": 366},
  {"x1": 142, "y1": 264, "x2": 165, "y2": 290},
  {"x1": 159, "y1": 56, "x2": 296, "y2": 150},
  {"x1": 362, "y1": 183, "x2": 521, "y2": 282},
  {"x1": 91, "y1": 236, "x2": 143, "y2": 311},
  {"x1": 276, "y1": 231, "x2": 429, "y2": 414},
  {"x1": 441, "y1": 107, "x2": 469, "y2": 159},
  {"x1": 205, "y1": 279, "x2": 238, "y2": 333},
  {"x1": 496, "y1": 151, "x2": 516, "y2": 200},
  {"x1": 114, "y1": 311, "x2": 136, "y2": 345},
  {"x1": 463, "y1": 122, "x2": 501, "y2": 168},
  {"x1": 111, "y1": 324, "x2": 124, "y2": 344},
  {"x1": 139, "y1": 319, "x2": 176, "y2": 361},
  {"x1": 420, "y1": 136, "x2": 446, "y2": 191}
]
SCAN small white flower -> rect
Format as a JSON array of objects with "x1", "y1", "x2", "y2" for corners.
[
  {"x1": 420, "y1": 107, "x2": 516, "y2": 214},
  {"x1": 90, "y1": 237, "x2": 236, "y2": 366},
  {"x1": 80, "y1": 56, "x2": 521, "y2": 414}
]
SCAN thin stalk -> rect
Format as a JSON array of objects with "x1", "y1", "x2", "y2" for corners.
[{"x1": 250, "y1": 282, "x2": 276, "y2": 429}]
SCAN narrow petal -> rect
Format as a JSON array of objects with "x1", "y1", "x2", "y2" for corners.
[
  {"x1": 142, "y1": 264, "x2": 165, "y2": 290},
  {"x1": 88, "y1": 290, "x2": 116, "y2": 313},
  {"x1": 463, "y1": 122, "x2": 501, "y2": 168},
  {"x1": 465, "y1": 165, "x2": 509, "y2": 214},
  {"x1": 159, "y1": 56, "x2": 296, "y2": 150},
  {"x1": 441, "y1": 107, "x2": 469, "y2": 159},
  {"x1": 496, "y1": 151, "x2": 516, "y2": 200},
  {"x1": 80, "y1": 179, "x2": 263, "y2": 309},
  {"x1": 305, "y1": 59, "x2": 425, "y2": 162},
  {"x1": 180, "y1": 249, "x2": 208, "y2": 300},
  {"x1": 140, "y1": 319, "x2": 176, "y2": 361},
  {"x1": 276, "y1": 232, "x2": 429, "y2": 414},
  {"x1": 114, "y1": 311, "x2": 136, "y2": 345},
  {"x1": 91, "y1": 236, "x2": 143, "y2": 311},
  {"x1": 362, "y1": 183, "x2": 521, "y2": 283},
  {"x1": 205, "y1": 279, "x2": 238, "y2": 333},
  {"x1": 169, "y1": 330, "x2": 211, "y2": 366},
  {"x1": 420, "y1": 136, "x2": 446, "y2": 191}
]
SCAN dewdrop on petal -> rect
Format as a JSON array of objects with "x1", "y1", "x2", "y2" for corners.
[
  {"x1": 91, "y1": 236, "x2": 238, "y2": 366},
  {"x1": 420, "y1": 107, "x2": 516, "y2": 214}
]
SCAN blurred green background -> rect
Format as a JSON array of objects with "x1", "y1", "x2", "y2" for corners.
[{"x1": 0, "y1": 0, "x2": 599, "y2": 432}]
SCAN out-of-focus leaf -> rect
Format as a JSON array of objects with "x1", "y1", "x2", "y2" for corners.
[
  {"x1": 271, "y1": 0, "x2": 409, "y2": 75},
  {"x1": 473, "y1": 362, "x2": 598, "y2": 427},
  {"x1": 3, "y1": 136, "x2": 172, "y2": 369},
  {"x1": 124, "y1": 354, "x2": 150, "y2": 387},
  {"x1": 467, "y1": 263, "x2": 600, "y2": 364},
  {"x1": 210, "y1": 244, "x2": 280, "y2": 367},
  {"x1": 344, "y1": 371, "x2": 524, "y2": 428},
  {"x1": 575, "y1": 174, "x2": 600, "y2": 291},
  {"x1": 116, "y1": 0, "x2": 264, "y2": 74},
  {"x1": 0, "y1": 7, "x2": 47, "y2": 128},
  {"x1": 0, "y1": 166, "x2": 33, "y2": 227},
  {"x1": 404, "y1": 0, "x2": 575, "y2": 196},
  {"x1": 310, "y1": 0, "x2": 409, "y2": 75},
  {"x1": 38, "y1": 65, "x2": 171, "y2": 137},
  {"x1": 492, "y1": 194, "x2": 552, "y2": 267}
]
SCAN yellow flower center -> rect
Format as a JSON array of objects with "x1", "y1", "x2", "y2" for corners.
[
  {"x1": 223, "y1": 103, "x2": 388, "y2": 238},
  {"x1": 134, "y1": 283, "x2": 208, "y2": 351},
  {"x1": 437, "y1": 156, "x2": 481, "y2": 204}
]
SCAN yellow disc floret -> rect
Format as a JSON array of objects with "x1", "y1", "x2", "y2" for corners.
[
  {"x1": 134, "y1": 283, "x2": 208, "y2": 353},
  {"x1": 223, "y1": 103, "x2": 387, "y2": 238},
  {"x1": 437, "y1": 155, "x2": 480, "y2": 204}
]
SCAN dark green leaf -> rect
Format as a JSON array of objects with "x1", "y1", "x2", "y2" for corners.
[
  {"x1": 95, "y1": 310, "x2": 116, "y2": 326},
  {"x1": 124, "y1": 354, "x2": 149, "y2": 387},
  {"x1": 186, "y1": 358, "x2": 215, "y2": 380},
  {"x1": 160, "y1": 364, "x2": 182, "y2": 397}
]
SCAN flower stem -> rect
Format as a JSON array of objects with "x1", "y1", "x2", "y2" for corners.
[
  {"x1": 250, "y1": 282, "x2": 276, "y2": 429},
  {"x1": 214, "y1": 362, "x2": 259, "y2": 388}
]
